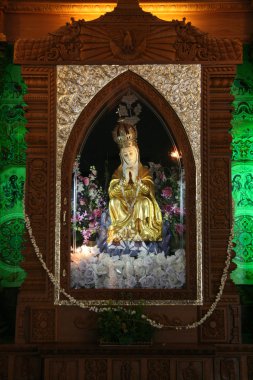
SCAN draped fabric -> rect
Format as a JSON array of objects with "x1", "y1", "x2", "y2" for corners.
[{"x1": 107, "y1": 164, "x2": 162, "y2": 243}]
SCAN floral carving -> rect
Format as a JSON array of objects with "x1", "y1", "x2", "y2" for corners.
[
  {"x1": 147, "y1": 359, "x2": 170, "y2": 380},
  {"x1": 56, "y1": 65, "x2": 201, "y2": 304},
  {"x1": 31, "y1": 309, "x2": 55, "y2": 342},
  {"x1": 14, "y1": 6, "x2": 242, "y2": 65},
  {"x1": 179, "y1": 361, "x2": 202, "y2": 380},
  {"x1": 201, "y1": 308, "x2": 226, "y2": 342},
  {"x1": 215, "y1": 358, "x2": 239, "y2": 380},
  {"x1": 84, "y1": 359, "x2": 107, "y2": 380}
]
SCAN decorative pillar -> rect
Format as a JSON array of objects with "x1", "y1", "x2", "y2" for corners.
[
  {"x1": 231, "y1": 45, "x2": 253, "y2": 284},
  {"x1": 0, "y1": 43, "x2": 27, "y2": 287}
]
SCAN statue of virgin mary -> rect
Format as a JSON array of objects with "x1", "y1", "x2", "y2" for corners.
[{"x1": 107, "y1": 122, "x2": 162, "y2": 244}]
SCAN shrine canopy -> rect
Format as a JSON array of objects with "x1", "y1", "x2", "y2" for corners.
[{"x1": 14, "y1": 0, "x2": 242, "y2": 66}]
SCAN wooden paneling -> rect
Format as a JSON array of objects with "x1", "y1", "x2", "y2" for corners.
[
  {"x1": 13, "y1": 0, "x2": 241, "y2": 346},
  {"x1": 2, "y1": 344, "x2": 253, "y2": 380}
]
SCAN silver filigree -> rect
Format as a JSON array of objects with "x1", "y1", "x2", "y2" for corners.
[{"x1": 55, "y1": 64, "x2": 202, "y2": 305}]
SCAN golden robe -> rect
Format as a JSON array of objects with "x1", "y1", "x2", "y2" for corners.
[{"x1": 107, "y1": 164, "x2": 162, "y2": 243}]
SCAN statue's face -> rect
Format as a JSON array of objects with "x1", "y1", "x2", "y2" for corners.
[{"x1": 121, "y1": 146, "x2": 137, "y2": 167}]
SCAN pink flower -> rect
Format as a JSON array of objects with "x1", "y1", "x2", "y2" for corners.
[
  {"x1": 83, "y1": 177, "x2": 89, "y2": 186},
  {"x1": 175, "y1": 207, "x2": 185, "y2": 215},
  {"x1": 74, "y1": 213, "x2": 84, "y2": 222},
  {"x1": 93, "y1": 209, "x2": 101, "y2": 218},
  {"x1": 161, "y1": 186, "x2": 172, "y2": 198},
  {"x1": 175, "y1": 223, "x2": 185, "y2": 235},
  {"x1": 159, "y1": 172, "x2": 167, "y2": 182}
]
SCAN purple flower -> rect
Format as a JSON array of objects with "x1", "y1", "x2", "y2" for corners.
[
  {"x1": 161, "y1": 186, "x2": 172, "y2": 198},
  {"x1": 163, "y1": 204, "x2": 173, "y2": 214},
  {"x1": 93, "y1": 209, "x2": 101, "y2": 218}
]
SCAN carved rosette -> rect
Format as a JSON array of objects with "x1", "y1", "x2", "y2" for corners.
[
  {"x1": 200, "y1": 308, "x2": 226, "y2": 342},
  {"x1": 31, "y1": 308, "x2": 55, "y2": 342}
]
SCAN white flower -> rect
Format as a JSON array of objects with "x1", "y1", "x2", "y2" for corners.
[
  {"x1": 155, "y1": 252, "x2": 167, "y2": 266},
  {"x1": 80, "y1": 266, "x2": 95, "y2": 287},
  {"x1": 76, "y1": 182, "x2": 84, "y2": 193},
  {"x1": 71, "y1": 247, "x2": 186, "y2": 289},
  {"x1": 96, "y1": 263, "x2": 108, "y2": 276},
  {"x1": 139, "y1": 275, "x2": 156, "y2": 288},
  {"x1": 165, "y1": 269, "x2": 178, "y2": 288},
  {"x1": 99, "y1": 254, "x2": 112, "y2": 266},
  {"x1": 70, "y1": 264, "x2": 82, "y2": 288},
  {"x1": 78, "y1": 260, "x2": 87, "y2": 271},
  {"x1": 89, "y1": 188, "x2": 97, "y2": 199},
  {"x1": 133, "y1": 258, "x2": 146, "y2": 278},
  {"x1": 95, "y1": 277, "x2": 106, "y2": 288},
  {"x1": 113, "y1": 260, "x2": 124, "y2": 274},
  {"x1": 120, "y1": 254, "x2": 130, "y2": 263},
  {"x1": 151, "y1": 267, "x2": 164, "y2": 279},
  {"x1": 175, "y1": 249, "x2": 185, "y2": 259},
  {"x1": 143, "y1": 255, "x2": 153, "y2": 268},
  {"x1": 122, "y1": 260, "x2": 134, "y2": 278},
  {"x1": 124, "y1": 275, "x2": 137, "y2": 288},
  {"x1": 177, "y1": 271, "x2": 185, "y2": 284},
  {"x1": 158, "y1": 274, "x2": 170, "y2": 288}
]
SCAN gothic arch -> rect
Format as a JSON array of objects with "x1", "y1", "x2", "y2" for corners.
[{"x1": 60, "y1": 69, "x2": 197, "y2": 301}]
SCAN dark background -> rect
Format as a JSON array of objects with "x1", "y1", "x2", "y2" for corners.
[{"x1": 78, "y1": 93, "x2": 180, "y2": 190}]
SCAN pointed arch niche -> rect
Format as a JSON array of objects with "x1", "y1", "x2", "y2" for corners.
[{"x1": 57, "y1": 67, "x2": 201, "y2": 304}]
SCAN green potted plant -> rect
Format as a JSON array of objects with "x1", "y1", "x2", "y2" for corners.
[{"x1": 95, "y1": 305, "x2": 155, "y2": 345}]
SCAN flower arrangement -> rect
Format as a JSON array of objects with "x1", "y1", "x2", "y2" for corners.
[
  {"x1": 90, "y1": 304, "x2": 155, "y2": 345},
  {"x1": 72, "y1": 161, "x2": 107, "y2": 245},
  {"x1": 149, "y1": 162, "x2": 185, "y2": 240},
  {"x1": 71, "y1": 248, "x2": 185, "y2": 289}
]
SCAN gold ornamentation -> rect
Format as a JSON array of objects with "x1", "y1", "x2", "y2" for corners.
[
  {"x1": 107, "y1": 163, "x2": 162, "y2": 243},
  {"x1": 56, "y1": 64, "x2": 202, "y2": 305},
  {"x1": 112, "y1": 122, "x2": 138, "y2": 148}
]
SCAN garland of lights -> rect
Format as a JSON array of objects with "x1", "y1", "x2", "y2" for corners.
[{"x1": 25, "y1": 212, "x2": 234, "y2": 330}]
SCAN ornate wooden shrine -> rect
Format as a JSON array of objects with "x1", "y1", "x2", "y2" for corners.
[{"x1": 1, "y1": 0, "x2": 253, "y2": 379}]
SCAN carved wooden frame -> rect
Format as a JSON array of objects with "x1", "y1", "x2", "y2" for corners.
[
  {"x1": 59, "y1": 70, "x2": 197, "y2": 303},
  {"x1": 13, "y1": 0, "x2": 242, "y2": 343}
]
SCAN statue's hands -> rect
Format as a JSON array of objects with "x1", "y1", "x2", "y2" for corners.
[{"x1": 124, "y1": 168, "x2": 137, "y2": 184}]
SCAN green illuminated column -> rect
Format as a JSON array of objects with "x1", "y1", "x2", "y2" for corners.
[
  {"x1": 231, "y1": 45, "x2": 253, "y2": 284},
  {"x1": 0, "y1": 43, "x2": 27, "y2": 287}
]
